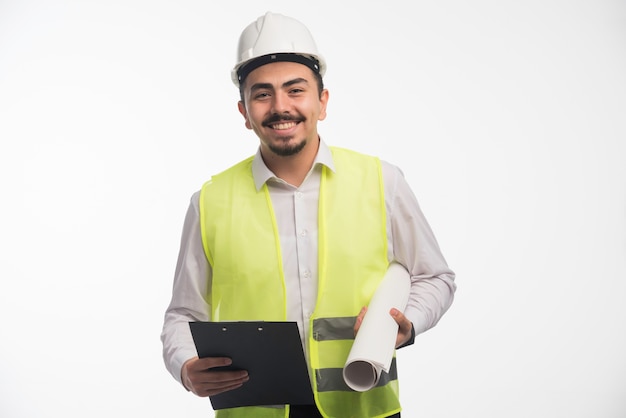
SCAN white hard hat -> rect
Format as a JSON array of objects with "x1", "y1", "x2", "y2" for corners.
[{"x1": 231, "y1": 12, "x2": 326, "y2": 87}]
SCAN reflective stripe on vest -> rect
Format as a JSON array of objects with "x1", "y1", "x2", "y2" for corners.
[
  {"x1": 200, "y1": 147, "x2": 401, "y2": 418},
  {"x1": 312, "y1": 316, "x2": 398, "y2": 393},
  {"x1": 215, "y1": 406, "x2": 288, "y2": 418}
]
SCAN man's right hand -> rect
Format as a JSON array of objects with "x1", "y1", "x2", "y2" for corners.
[{"x1": 181, "y1": 356, "x2": 249, "y2": 397}]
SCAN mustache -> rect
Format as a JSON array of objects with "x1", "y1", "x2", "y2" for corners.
[{"x1": 262, "y1": 113, "x2": 305, "y2": 127}]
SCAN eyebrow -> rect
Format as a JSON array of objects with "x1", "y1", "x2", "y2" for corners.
[
  {"x1": 282, "y1": 77, "x2": 309, "y2": 88},
  {"x1": 249, "y1": 77, "x2": 309, "y2": 93}
]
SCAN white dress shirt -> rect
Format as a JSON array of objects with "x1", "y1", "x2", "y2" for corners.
[{"x1": 161, "y1": 140, "x2": 456, "y2": 386}]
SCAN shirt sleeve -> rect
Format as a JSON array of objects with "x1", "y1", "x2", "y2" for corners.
[
  {"x1": 160, "y1": 191, "x2": 211, "y2": 386},
  {"x1": 382, "y1": 161, "x2": 457, "y2": 337}
]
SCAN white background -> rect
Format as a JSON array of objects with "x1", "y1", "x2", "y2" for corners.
[{"x1": 1, "y1": 1, "x2": 625, "y2": 417}]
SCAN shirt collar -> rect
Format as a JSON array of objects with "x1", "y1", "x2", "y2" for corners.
[{"x1": 251, "y1": 138, "x2": 336, "y2": 191}]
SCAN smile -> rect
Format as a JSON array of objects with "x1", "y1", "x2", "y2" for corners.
[{"x1": 270, "y1": 121, "x2": 299, "y2": 130}]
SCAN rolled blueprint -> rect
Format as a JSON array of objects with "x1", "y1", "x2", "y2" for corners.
[{"x1": 342, "y1": 262, "x2": 411, "y2": 392}]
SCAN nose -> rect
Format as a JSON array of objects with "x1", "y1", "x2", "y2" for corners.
[{"x1": 271, "y1": 91, "x2": 290, "y2": 114}]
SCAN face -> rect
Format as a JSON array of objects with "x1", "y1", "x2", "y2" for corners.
[{"x1": 238, "y1": 61, "x2": 329, "y2": 158}]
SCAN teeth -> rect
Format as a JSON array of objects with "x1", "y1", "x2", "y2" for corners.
[{"x1": 273, "y1": 122, "x2": 296, "y2": 130}]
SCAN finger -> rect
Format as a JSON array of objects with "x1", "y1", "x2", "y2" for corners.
[
  {"x1": 390, "y1": 308, "x2": 411, "y2": 330},
  {"x1": 197, "y1": 369, "x2": 249, "y2": 385},
  {"x1": 354, "y1": 306, "x2": 367, "y2": 335},
  {"x1": 389, "y1": 308, "x2": 413, "y2": 347},
  {"x1": 189, "y1": 370, "x2": 249, "y2": 397},
  {"x1": 200, "y1": 378, "x2": 249, "y2": 397},
  {"x1": 194, "y1": 356, "x2": 234, "y2": 370}
]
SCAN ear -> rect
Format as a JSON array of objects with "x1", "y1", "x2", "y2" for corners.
[
  {"x1": 238, "y1": 101, "x2": 252, "y2": 130},
  {"x1": 318, "y1": 89, "x2": 329, "y2": 121}
]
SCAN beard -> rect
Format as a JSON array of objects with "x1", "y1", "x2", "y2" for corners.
[{"x1": 268, "y1": 137, "x2": 307, "y2": 156}]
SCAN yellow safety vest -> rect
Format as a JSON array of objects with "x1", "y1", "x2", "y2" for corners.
[{"x1": 199, "y1": 147, "x2": 401, "y2": 418}]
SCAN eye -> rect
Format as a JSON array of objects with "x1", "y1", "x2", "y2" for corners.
[
  {"x1": 253, "y1": 92, "x2": 271, "y2": 100},
  {"x1": 289, "y1": 88, "x2": 304, "y2": 94}
]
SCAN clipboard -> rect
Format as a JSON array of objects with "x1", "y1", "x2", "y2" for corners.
[{"x1": 189, "y1": 321, "x2": 315, "y2": 410}]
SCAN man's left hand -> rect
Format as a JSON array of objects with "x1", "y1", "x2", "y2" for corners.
[{"x1": 354, "y1": 306, "x2": 413, "y2": 348}]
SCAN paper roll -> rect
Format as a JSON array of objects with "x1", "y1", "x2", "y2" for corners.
[{"x1": 342, "y1": 262, "x2": 411, "y2": 392}]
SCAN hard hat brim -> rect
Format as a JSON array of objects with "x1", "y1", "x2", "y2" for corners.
[{"x1": 233, "y1": 53, "x2": 324, "y2": 87}]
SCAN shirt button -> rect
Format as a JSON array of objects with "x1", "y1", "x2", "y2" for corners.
[{"x1": 300, "y1": 229, "x2": 307, "y2": 237}]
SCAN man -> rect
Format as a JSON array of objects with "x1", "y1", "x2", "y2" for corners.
[{"x1": 161, "y1": 11, "x2": 456, "y2": 418}]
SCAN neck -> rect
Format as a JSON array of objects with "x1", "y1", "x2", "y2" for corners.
[{"x1": 261, "y1": 137, "x2": 320, "y2": 187}]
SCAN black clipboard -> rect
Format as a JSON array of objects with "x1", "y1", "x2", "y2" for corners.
[{"x1": 189, "y1": 321, "x2": 315, "y2": 410}]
